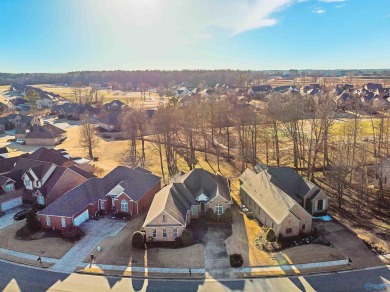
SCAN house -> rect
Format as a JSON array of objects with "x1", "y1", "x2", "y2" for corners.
[
  {"x1": 3, "y1": 114, "x2": 42, "y2": 129},
  {"x1": 33, "y1": 166, "x2": 94, "y2": 206},
  {"x1": 22, "y1": 162, "x2": 57, "y2": 190},
  {"x1": 51, "y1": 103, "x2": 100, "y2": 120},
  {"x1": 239, "y1": 164, "x2": 328, "y2": 238},
  {"x1": 36, "y1": 94, "x2": 56, "y2": 108},
  {"x1": 103, "y1": 100, "x2": 127, "y2": 111},
  {"x1": 175, "y1": 87, "x2": 190, "y2": 98},
  {"x1": 29, "y1": 147, "x2": 75, "y2": 167},
  {"x1": 8, "y1": 98, "x2": 30, "y2": 111},
  {"x1": 248, "y1": 85, "x2": 272, "y2": 97},
  {"x1": 16, "y1": 124, "x2": 67, "y2": 146},
  {"x1": 0, "y1": 147, "x2": 9, "y2": 158},
  {"x1": 98, "y1": 111, "x2": 121, "y2": 131},
  {"x1": 142, "y1": 169, "x2": 232, "y2": 242},
  {"x1": 39, "y1": 166, "x2": 161, "y2": 230}
]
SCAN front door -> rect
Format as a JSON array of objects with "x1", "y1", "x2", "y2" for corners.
[
  {"x1": 111, "y1": 197, "x2": 115, "y2": 209},
  {"x1": 200, "y1": 202, "x2": 206, "y2": 212}
]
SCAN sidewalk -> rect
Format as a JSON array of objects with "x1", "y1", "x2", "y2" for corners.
[{"x1": 75, "y1": 264, "x2": 205, "y2": 279}]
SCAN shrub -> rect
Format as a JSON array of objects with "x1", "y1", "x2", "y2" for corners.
[
  {"x1": 220, "y1": 208, "x2": 233, "y2": 223},
  {"x1": 26, "y1": 208, "x2": 41, "y2": 232},
  {"x1": 146, "y1": 236, "x2": 154, "y2": 243},
  {"x1": 16, "y1": 225, "x2": 35, "y2": 240},
  {"x1": 246, "y1": 212, "x2": 255, "y2": 220},
  {"x1": 206, "y1": 208, "x2": 218, "y2": 222},
  {"x1": 174, "y1": 236, "x2": 183, "y2": 248},
  {"x1": 229, "y1": 254, "x2": 243, "y2": 267},
  {"x1": 265, "y1": 228, "x2": 276, "y2": 243},
  {"x1": 180, "y1": 229, "x2": 194, "y2": 247},
  {"x1": 61, "y1": 227, "x2": 84, "y2": 241},
  {"x1": 132, "y1": 231, "x2": 145, "y2": 249}
]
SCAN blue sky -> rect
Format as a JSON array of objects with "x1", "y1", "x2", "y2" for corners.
[{"x1": 0, "y1": 0, "x2": 389, "y2": 73}]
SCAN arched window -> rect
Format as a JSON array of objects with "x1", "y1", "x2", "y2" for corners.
[
  {"x1": 121, "y1": 200, "x2": 128, "y2": 212},
  {"x1": 61, "y1": 217, "x2": 66, "y2": 228}
]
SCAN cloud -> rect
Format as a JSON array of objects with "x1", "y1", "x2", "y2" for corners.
[
  {"x1": 313, "y1": 8, "x2": 326, "y2": 13},
  {"x1": 319, "y1": 0, "x2": 346, "y2": 2},
  {"x1": 96, "y1": 0, "x2": 296, "y2": 39},
  {"x1": 336, "y1": 4, "x2": 346, "y2": 8}
]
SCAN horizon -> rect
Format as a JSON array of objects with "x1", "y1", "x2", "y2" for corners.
[{"x1": 1, "y1": 0, "x2": 389, "y2": 73}]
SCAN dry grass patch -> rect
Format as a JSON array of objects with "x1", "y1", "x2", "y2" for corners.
[
  {"x1": 0, "y1": 221, "x2": 75, "y2": 259},
  {"x1": 86, "y1": 215, "x2": 204, "y2": 268},
  {"x1": 225, "y1": 205, "x2": 278, "y2": 267},
  {"x1": 280, "y1": 244, "x2": 345, "y2": 265}
]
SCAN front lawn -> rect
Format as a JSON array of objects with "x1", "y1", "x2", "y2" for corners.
[
  {"x1": 0, "y1": 221, "x2": 75, "y2": 259},
  {"x1": 85, "y1": 215, "x2": 204, "y2": 268}
]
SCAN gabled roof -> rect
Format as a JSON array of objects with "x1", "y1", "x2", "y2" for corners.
[
  {"x1": 25, "y1": 124, "x2": 66, "y2": 139},
  {"x1": 29, "y1": 147, "x2": 74, "y2": 166},
  {"x1": 105, "y1": 166, "x2": 160, "y2": 201},
  {"x1": 143, "y1": 169, "x2": 230, "y2": 227},
  {"x1": 239, "y1": 168, "x2": 297, "y2": 224},
  {"x1": 250, "y1": 85, "x2": 272, "y2": 92},
  {"x1": 40, "y1": 178, "x2": 106, "y2": 217},
  {"x1": 0, "y1": 175, "x2": 15, "y2": 185},
  {"x1": 29, "y1": 163, "x2": 54, "y2": 180}
]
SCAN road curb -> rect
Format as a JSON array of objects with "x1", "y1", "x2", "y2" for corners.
[{"x1": 74, "y1": 267, "x2": 206, "y2": 280}]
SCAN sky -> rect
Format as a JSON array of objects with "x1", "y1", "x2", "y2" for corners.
[{"x1": 0, "y1": 0, "x2": 389, "y2": 73}]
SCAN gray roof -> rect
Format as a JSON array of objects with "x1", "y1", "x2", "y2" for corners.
[
  {"x1": 41, "y1": 178, "x2": 106, "y2": 217},
  {"x1": 25, "y1": 124, "x2": 66, "y2": 139},
  {"x1": 143, "y1": 168, "x2": 231, "y2": 227},
  {"x1": 118, "y1": 169, "x2": 161, "y2": 201},
  {"x1": 266, "y1": 167, "x2": 315, "y2": 201},
  {"x1": 41, "y1": 166, "x2": 160, "y2": 217}
]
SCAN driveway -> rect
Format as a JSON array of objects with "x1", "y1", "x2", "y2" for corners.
[
  {"x1": 0, "y1": 205, "x2": 30, "y2": 230},
  {"x1": 51, "y1": 217, "x2": 127, "y2": 273},
  {"x1": 203, "y1": 224, "x2": 232, "y2": 278},
  {"x1": 323, "y1": 221, "x2": 383, "y2": 269}
]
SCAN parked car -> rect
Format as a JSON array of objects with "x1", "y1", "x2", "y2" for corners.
[
  {"x1": 13, "y1": 209, "x2": 29, "y2": 220},
  {"x1": 16, "y1": 139, "x2": 26, "y2": 145}
]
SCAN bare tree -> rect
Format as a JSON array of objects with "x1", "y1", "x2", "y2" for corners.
[{"x1": 79, "y1": 116, "x2": 99, "y2": 159}]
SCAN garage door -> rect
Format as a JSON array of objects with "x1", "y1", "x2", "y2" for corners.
[
  {"x1": 1, "y1": 197, "x2": 22, "y2": 211},
  {"x1": 73, "y1": 209, "x2": 89, "y2": 226}
]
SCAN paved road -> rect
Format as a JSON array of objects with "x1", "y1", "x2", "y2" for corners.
[{"x1": 0, "y1": 261, "x2": 389, "y2": 292}]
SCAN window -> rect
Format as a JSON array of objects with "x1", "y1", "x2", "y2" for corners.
[
  {"x1": 100, "y1": 200, "x2": 105, "y2": 210},
  {"x1": 37, "y1": 195, "x2": 44, "y2": 205},
  {"x1": 61, "y1": 217, "x2": 66, "y2": 228},
  {"x1": 162, "y1": 214, "x2": 167, "y2": 222},
  {"x1": 215, "y1": 204, "x2": 223, "y2": 215},
  {"x1": 121, "y1": 200, "x2": 128, "y2": 212},
  {"x1": 25, "y1": 179, "x2": 30, "y2": 187},
  {"x1": 317, "y1": 200, "x2": 324, "y2": 210},
  {"x1": 5, "y1": 183, "x2": 14, "y2": 192},
  {"x1": 46, "y1": 216, "x2": 51, "y2": 226},
  {"x1": 302, "y1": 224, "x2": 306, "y2": 231},
  {"x1": 162, "y1": 228, "x2": 167, "y2": 238},
  {"x1": 286, "y1": 228, "x2": 292, "y2": 234},
  {"x1": 173, "y1": 228, "x2": 178, "y2": 238},
  {"x1": 152, "y1": 229, "x2": 157, "y2": 238}
]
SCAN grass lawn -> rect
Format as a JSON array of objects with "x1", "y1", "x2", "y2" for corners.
[
  {"x1": 86, "y1": 215, "x2": 204, "y2": 268},
  {"x1": 0, "y1": 221, "x2": 75, "y2": 259}
]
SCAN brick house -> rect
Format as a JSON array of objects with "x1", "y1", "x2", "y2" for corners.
[
  {"x1": 39, "y1": 166, "x2": 161, "y2": 230},
  {"x1": 142, "y1": 168, "x2": 232, "y2": 242},
  {"x1": 16, "y1": 124, "x2": 67, "y2": 146},
  {"x1": 239, "y1": 164, "x2": 328, "y2": 238}
]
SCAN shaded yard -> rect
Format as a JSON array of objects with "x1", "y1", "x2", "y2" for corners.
[
  {"x1": 0, "y1": 221, "x2": 75, "y2": 259},
  {"x1": 85, "y1": 215, "x2": 204, "y2": 269}
]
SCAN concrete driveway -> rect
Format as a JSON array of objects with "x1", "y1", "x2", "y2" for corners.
[
  {"x1": 203, "y1": 224, "x2": 232, "y2": 278},
  {"x1": 51, "y1": 217, "x2": 127, "y2": 273},
  {"x1": 0, "y1": 205, "x2": 30, "y2": 230},
  {"x1": 324, "y1": 221, "x2": 383, "y2": 269}
]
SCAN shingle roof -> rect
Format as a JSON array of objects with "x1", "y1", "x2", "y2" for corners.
[
  {"x1": 143, "y1": 168, "x2": 230, "y2": 227},
  {"x1": 239, "y1": 168, "x2": 297, "y2": 224},
  {"x1": 0, "y1": 175, "x2": 14, "y2": 185},
  {"x1": 40, "y1": 178, "x2": 106, "y2": 217},
  {"x1": 118, "y1": 169, "x2": 160, "y2": 201},
  {"x1": 29, "y1": 147, "x2": 73, "y2": 166},
  {"x1": 30, "y1": 163, "x2": 54, "y2": 180},
  {"x1": 0, "y1": 147, "x2": 8, "y2": 154},
  {"x1": 25, "y1": 124, "x2": 66, "y2": 139}
]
